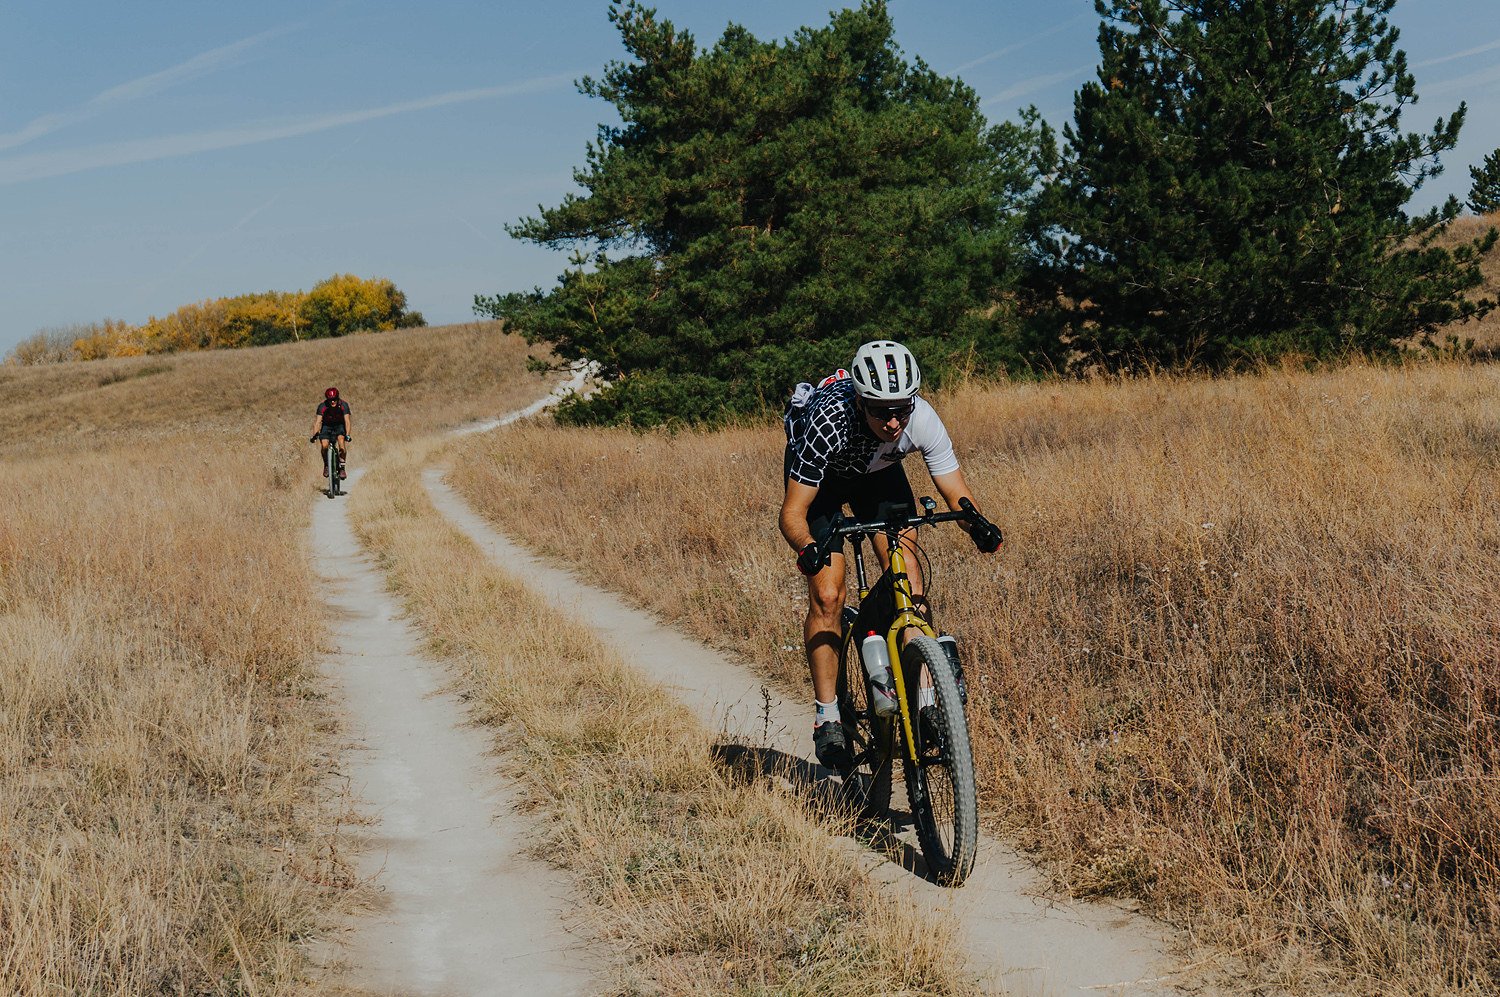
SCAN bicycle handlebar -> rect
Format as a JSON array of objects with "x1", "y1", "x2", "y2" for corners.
[{"x1": 811, "y1": 496, "x2": 1001, "y2": 559}]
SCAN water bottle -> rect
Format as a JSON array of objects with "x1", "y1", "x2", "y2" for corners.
[
  {"x1": 937, "y1": 633, "x2": 967, "y2": 705},
  {"x1": 861, "y1": 632, "x2": 898, "y2": 717}
]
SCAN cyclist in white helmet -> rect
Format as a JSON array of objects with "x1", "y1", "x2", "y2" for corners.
[{"x1": 779, "y1": 340, "x2": 1002, "y2": 771}]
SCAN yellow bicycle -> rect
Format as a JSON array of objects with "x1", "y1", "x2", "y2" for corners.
[{"x1": 811, "y1": 496, "x2": 994, "y2": 886}]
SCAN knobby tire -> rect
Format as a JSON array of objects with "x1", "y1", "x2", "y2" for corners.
[
  {"x1": 326, "y1": 445, "x2": 338, "y2": 499},
  {"x1": 902, "y1": 634, "x2": 978, "y2": 886}
]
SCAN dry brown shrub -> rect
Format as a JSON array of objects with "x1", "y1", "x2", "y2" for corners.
[
  {"x1": 348, "y1": 440, "x2": 977, "y2": 996},
  {"x1": 450, "y1": 360, "x2": 1500, "y2": 994}
]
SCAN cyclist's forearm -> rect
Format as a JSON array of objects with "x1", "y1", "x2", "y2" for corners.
[
  {"x1": 780, "y1": 479, "x2": 820, "y2": 552},
  {"x1": 932, "y1": 469, "x2": 980, "y2": 531},
  {"x1": 779, "y1": 511, "x2": 815, "y2": 553}
]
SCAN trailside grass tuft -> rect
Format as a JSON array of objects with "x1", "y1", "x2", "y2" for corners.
[{"x1": 346, "y1": 439, "x2": 979, "y2": 996}]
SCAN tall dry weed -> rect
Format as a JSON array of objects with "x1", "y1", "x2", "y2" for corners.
[
  {"x1": 348, "y1": 441, "x2": 977, "y2": 996},
  {"x1": 0, "y1": 435, "x2": 346, "y2": 994},
  {"x1": 451, "y1": 361, "x2": 1500, "y2": 993}
]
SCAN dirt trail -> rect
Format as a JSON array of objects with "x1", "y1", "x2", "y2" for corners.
[
  {"x1": 425, "y1": 468, "x2": 1201, "y2": 997},
  {"x1": 309, "y1": 472, "x2": 600, "y2": 996}
]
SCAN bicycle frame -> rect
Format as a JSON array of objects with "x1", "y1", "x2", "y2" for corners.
[{"x1": 847, "y1": 528, "x2": 936, "y2": 766}]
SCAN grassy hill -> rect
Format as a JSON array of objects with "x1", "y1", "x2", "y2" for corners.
[{"x1": 0, "y1": 320, "x2": 549, "y2": 457}]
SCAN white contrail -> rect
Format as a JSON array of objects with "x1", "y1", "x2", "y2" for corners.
[
  {"x1": 1420, "y1": 61, "x2": 1500, "y2": 98},
  {"x1": 0, "y1": 74, "x2": 575, "y2": 186},
  {"x1": 171, "y1": 192, "x2": 283, "y2": 275},
  {"x1": 0, "y1": 25, "x2": 294, "y2": 152},
  {"x1": 1414, "y1": 37, "x2": 1500, "y2": 69},
  {"x1": 983, "y1": 65, "x2": 1092, "y2": 106},
  {"x1": 950, "y1": 13, "x2": 1091, "y2": 76},
  {"x1": 446, "y1": 207, "x2": 502, "y2": 249}
]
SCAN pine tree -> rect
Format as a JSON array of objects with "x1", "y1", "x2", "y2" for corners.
[
  {"x1": 1471, "y1": 148, "x2": 1500, "y2": 215},
  {"x1": 1039, "y1": 0, "x2": 1495, "y2": 366},
  {"x1": 476, "y1": 1, "x2": 1052, "y2": 425}
]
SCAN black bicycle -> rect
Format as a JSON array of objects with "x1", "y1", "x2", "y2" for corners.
[
  {"x1": 810, "y1": 496, "x2": 998, "y2": 886},
  {"x1": 314, "y1": 436, "x2": 348, "y2": 498}
]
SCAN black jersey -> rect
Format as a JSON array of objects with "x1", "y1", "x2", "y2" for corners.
[{"x1": 316, "y1": 399, "x2": 350, "y2": 429}]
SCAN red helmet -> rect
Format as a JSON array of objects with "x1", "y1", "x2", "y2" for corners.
[{"x1": 325, "y1": 387, "x2": 339, "y2": 400}]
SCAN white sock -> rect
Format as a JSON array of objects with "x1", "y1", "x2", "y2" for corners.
[
  {"x1": 918, "y1": 686, "x2": 936, "y2": 709},
  {"x1": 814, "y1": 698, "x2": 840, "y2": 726}
]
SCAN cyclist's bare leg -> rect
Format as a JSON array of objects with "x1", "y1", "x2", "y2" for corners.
[
  {"x1": 336, "y1": 434, "x2": 347, "y2": 457},
  {"x1": 804, "y1": 553, "x2": 847, "y2": 704}
]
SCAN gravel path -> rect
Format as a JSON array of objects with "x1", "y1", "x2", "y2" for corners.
[{"x1": 308, "y1": 471, "x2": 601, "y2": 996}]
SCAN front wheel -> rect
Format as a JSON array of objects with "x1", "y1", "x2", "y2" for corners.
[
  {"x1": 325, "y1": 445, "x2": 338, "y2": 498},
  {"x1": 902, "y1": 634, "x2": 978, "y2": 886}
]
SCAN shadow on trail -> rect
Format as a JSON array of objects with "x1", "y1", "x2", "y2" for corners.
[{"x1": 711, "y1": 742, "x2": 946, "y2": 886}]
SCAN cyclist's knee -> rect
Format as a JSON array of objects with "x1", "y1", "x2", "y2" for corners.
[{"x1": 808, "y1": 577, "x2": 846, "y2": 620}]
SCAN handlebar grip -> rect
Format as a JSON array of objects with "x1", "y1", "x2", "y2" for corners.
[{"x1": 958, "y1": 497, "x2": 1003, "y2": 545}]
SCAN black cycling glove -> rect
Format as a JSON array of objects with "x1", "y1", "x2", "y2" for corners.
[
  {"x1": 971, "y1": 520, "x2": 1003, "y2": 554},
  {"x1": 309, "y1": 436, "x2": 318, "y2": 443},
  {"x1": 796, "y1": 543, "x2": 828, "y2": 577}
]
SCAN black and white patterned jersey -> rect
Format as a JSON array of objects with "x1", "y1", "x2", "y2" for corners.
[{"x1": 783, "y1": 377, "x2": 960, "y2": 488}]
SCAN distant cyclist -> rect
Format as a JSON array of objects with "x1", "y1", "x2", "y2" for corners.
[
  {"x1": 310, "y1": 387, "x2": 352, "y2": 478},
  {"x1": 778, "y1": 341, "x2": 1002, "y2": 771}
]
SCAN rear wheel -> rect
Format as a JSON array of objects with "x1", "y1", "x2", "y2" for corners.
[
  {"x1": 836, "y1": 607, "x2": 893, "y2": 819},
  {"x1": 902, "y1": 634, "x2": 978, "y2": 886}
]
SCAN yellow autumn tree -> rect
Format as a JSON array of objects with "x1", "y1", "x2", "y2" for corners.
[
  {"x1": 300, "y1": 274, "x2": 422, "y2": 339},
  {"x1": 13, "y1": 274, "x2": 421, "y2": 364},
  {"x1": 71, "y1": 319, "x2": 146, "y2": 360}
]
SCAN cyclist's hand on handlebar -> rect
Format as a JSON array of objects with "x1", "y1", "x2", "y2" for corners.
[
  {"x1": 796, "y1": 543, "x2": 829, "y2": 577},
  {"x1": 971, "y1": 520, "x2": 1003, "y2": 554},
  {"x1": 309, "y1": 436, "x2": 318, "y2": 443}
]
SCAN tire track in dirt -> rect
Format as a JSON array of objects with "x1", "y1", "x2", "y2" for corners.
[
  {"x1": 308, "y1": 472, "x2": 601, "y2": 996},
  {"x1": 424, "y1": 466, "x2": 1206, "y2": 997}
]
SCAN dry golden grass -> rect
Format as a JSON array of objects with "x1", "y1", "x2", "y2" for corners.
[
  {"x1": 347, "y1": 439, "x2": 978, "y2": 996},
  {"x1": 0, "y1": 324, "x2": 557, "y2": 993},
  {"x1": 451, "y1": 360, "x2": 1500, "y2": 994},
  {"x1": 0, "y1": 320, "x2": 551, "y2": 458},
  {"x1": 0, "y1": 436, "x2": 353, "y2": 995}
]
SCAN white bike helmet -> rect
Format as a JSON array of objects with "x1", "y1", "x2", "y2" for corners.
[{"x1": 850, "y1": 341, "x2": 921, "y2": 401}]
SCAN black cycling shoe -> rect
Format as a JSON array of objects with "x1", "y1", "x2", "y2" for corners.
[
  {"x1": 918, "y1": 705, "x2": 944, "y2": 750},
  {"x1": 813, "y1": 720, "x2": 852, "y2": 772}
]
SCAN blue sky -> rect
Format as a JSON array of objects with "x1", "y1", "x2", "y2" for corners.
[{"x1": 2, "y1": 0, "x2": 1498, "y2": 351}]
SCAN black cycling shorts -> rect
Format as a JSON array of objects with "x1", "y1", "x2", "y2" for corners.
[
  {"x1": 784, "y1": 446, "x2": 915, "y2": 543},
  {"x1": 316, "y1": 425, "x2": 347, "y2": 442}
]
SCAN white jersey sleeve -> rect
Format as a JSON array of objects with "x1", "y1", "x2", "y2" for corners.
[{"x1": 865, "y1": 398, "x2": 960, "y2": 478}]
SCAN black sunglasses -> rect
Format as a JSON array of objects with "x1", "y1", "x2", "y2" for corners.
[{"x1": 863, "y1": 399, "x2": 915, "y2": 420}]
